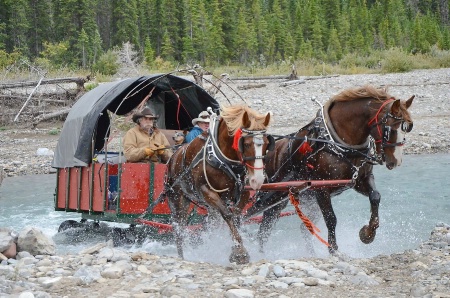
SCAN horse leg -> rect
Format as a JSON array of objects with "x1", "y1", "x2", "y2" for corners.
[
  {"x1": 200, "y1": 185, "x2": 250, "y2": 264},
  {"x1": 168, "y1": 190, "x2": 190, "y2": 259},
  {"x1": 315, "y1": 190, "x2": 338, "y2": 253},
  {"x1": 257, "y1": 199, "x2": 288, "y2": 253},
  {"x1": 355, "y1": 172, "x2": 380, "y2": 244}
]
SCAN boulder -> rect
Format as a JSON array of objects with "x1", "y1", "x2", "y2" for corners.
[{"x1": 17, "y1": 227, "x2": 56, "y2": 256}]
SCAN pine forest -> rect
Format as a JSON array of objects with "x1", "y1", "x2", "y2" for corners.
[{"x1": 1, "y1": 0, "x2": 449, "y2": 74}]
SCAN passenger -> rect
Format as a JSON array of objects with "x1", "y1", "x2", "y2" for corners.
[
  {"x1": 123, "y1": 107, "x2": 173, "y2": 163},
  {"x1": 185, "y1": 111, "x2": 210, "y2": 143}
]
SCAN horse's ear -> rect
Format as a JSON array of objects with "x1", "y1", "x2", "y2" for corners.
[
  {"x1": 242, "y1": 111, "x2": 251, "y2": 128},
  {"x1": 405, "y1": 95, "x2": 414, "y2": 109},
  {"x1": 263, "y1": 112, "x2": 271, "y2": 127},
  {"x1": 391, "y1": 99, "x2": 401, "y2": 114}
]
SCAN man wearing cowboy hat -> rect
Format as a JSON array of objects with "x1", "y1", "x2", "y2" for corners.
[
  {"x1": 185, "y1": 111, "x2": 210, "y2": 143},
  {"x1": 123, "y1": 107, "x2": 172, "y2": 163}
]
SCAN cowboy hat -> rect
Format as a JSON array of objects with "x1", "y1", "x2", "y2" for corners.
[
  {"x1": 192, "y1": 111, "x2": 210, "y2": 126},
  {"x1": 132, "y1": 107, "x2": 159, "y2": 123}
]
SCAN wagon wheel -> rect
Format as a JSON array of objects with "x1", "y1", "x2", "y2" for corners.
[{"x1": 57, "y1": 220, "x2": 86, "y2": 232}]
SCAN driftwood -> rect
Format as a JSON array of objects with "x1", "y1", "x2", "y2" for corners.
[
  {"x1": 237, "y1": 84, "x2": 267, "y2": 90},
  {"x1": 279, "y1": 79, "x2": 305, "y2": 87},
  {"x1": 304, "y1": 75, "x2": 339, "y2": 80},
  {"x1": 0, "y1": 76, "x2": 91, "y2": 90},
  {"x1": 41, "y1": 98, "x2": 70, "y2": 104},
  {"x1": 232, "y1": 75, "x2": 289, "y2": 81},
  {"x1": 14, "y1": 77, "x2": 44, "y2": 121},
  {"x1": 32, "y1": 108, "x2": 72, "y2": 128}
]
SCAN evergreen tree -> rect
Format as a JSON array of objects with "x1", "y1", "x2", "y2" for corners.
[
  {"x1": 206, "y1": 0, "x2": 227, "y2": 65},
  {"x1": 235, "y1": 9, "x2": 257, "y2": 64},
  {"x1": 298, "y1": 39, "x2": 313, "y2": 59},
  {"x1": 96, "y1": 0, "x2": 113, "y2": 48},
  {"x1": 311, "y1": 17, "x2": 324, "y2": 57},
  {"x1": 190, "y1": 0, "x2": 209, "y2": 65},
  {"x1": 92, "y1": 29, "x2": 103, "y2": 65},
  {"x1": 411, "y1": 14, "x2": 430, "y2": 53},
  {"x1": 5, "y1": 0, "x2": 29, "y2": 55},
  {"x1": 251, "y1": 0, "x2": 269, "y2": 59},
  {"x1": 326, "y1": 27, "x2": 342, "y2": 62},
  {"x1": 27, "y1": 0, "x2": 53, "y2": 57},
  {"x1": 77, "y1": 29, "x2": 89, "y2": 68},
  {"x1": 144, "y1": 37, "x2": 155, "y2": 66},
  {"x1": 162, "y1": 0, "x2": 183, "y2": 61},
  {"x1": 284, "y1": 32, "x2": 295, "y2": 61},
  {"x1": 181, "y1": 35, "x2": 196, "y2": 64},
  {"x1": 111, "y1": 0, "x2": 140, "y2": 49},
  {"x1": 218, "y1": 0, "x2": 237, "y2": 62},
  {"x1": 161, "y1": 30, "x2": 175, "y2": 62},
  {"x1": 0, "y1": 2, "x2": 7, "y2": 50}
]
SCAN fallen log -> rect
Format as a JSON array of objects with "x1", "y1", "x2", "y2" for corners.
[
  {"x1": 232, "y1": 75, "x2": 289, "y2": 81},
  {"x1": 279, "y1": 79, "x2": 305, "y2": 87},
  {"x1": 0, "y1": 76, "x2": 90, "y2": 90},
  {"x1": 32, "y1": 107, "x2": 71, "y2": 128},
  {"x1": 237, "y1": 84, "x2": 267, "y2": 90}
]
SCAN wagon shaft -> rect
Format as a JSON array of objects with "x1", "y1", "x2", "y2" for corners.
[{"x1": 244, "y1": 179, "x2": 353, "y2": 191}]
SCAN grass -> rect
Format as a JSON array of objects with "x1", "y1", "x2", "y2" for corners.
[
  {"x1": 2, "y1": 48, "x2": 450, "y2": 82},
  {"x1": 48, "y1": 128, "x2": 60, "y2": 135}
]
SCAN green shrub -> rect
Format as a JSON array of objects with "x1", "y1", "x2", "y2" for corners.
[
  {"x1": 48, "y1": 128, "x2": 60, "y2": 135},
  {"x1": 429, "y1": 45, "x2": 450, "y2": 67},
  {"x1": 92, "y1": 51, "x2": 119, "y2": 75},
  {"x1": 380, "y1": 47, "x2": 412, "y2": 73},
  {"x1": 85, "y1": 82, "x2": 99, "y2": 91}
]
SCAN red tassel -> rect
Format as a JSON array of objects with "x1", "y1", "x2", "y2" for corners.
[
  {"x1": 298, "y1": 141, "x2": 313, "y2": 155},
  {"x1": 232, "y1": 128, "x2": 243, "y2": 151}
]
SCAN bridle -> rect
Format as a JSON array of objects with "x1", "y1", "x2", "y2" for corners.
[
  {"x1": 367, "y1": 98, "x2": 413, "y2": 161},
  {"x1": 233, "y1": 128, "x2": 275, "y2": 169}
]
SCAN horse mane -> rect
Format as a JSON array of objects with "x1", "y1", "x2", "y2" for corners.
[
  {"x1": 221, "y1": 104, "x2": 270, "y2": 136},
  {"x1": 330, "y1": 85, "x2": 412, "y2": 122},
  {"x1": 331, "y1": 85, "x2": 391, "y2": 103}
]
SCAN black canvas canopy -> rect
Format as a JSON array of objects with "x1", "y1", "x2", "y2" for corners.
[{"x1": 52, "y1": 74, "x2": 220, "y2": 168}]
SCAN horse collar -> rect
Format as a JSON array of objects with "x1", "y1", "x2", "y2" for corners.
[{"x1": 320, "y1": 101, "x2": 370, "y2": 150}]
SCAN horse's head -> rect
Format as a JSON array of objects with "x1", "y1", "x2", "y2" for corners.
[
  {"x1": 236, "y1": 111, "x2": 274, "y2": 190},
  {"x1": 369, "y1": 95, "x2": 414, "y2": 170},
  {"x1": 221, "y1": 105, "x2": 274, "y2": 190}
]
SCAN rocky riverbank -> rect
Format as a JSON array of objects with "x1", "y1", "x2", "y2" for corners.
[
  {"x1": 1, "y1": 68, "x2": 449, "y2": 178},
  {"x1": 0, "y1": 223, "x2": 449, "y2": 298},
  {"x1": 1, "y1": 68, "x2": 449, "y2": 297}
]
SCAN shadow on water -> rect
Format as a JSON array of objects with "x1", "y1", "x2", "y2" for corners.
[{"x1": 0, "y1": 154, "x2": 449, "y2": 264}]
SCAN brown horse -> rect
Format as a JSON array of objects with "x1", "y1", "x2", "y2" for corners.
[
  {"x1": 250, "y1": 85, "x2": 414, "y2": 253},
  {"x1": 165, "y1": 104, "x2": 274, "y2": 264}
]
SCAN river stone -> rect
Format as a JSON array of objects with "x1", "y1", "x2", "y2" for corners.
[
  {"x1": 225, "y1": 289, "x2": 254, "y2": 298},
  {"x1": 17, "y1": 227, "x2": 55, "y2": 256}
]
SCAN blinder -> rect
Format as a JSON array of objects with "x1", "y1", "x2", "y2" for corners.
[
  {"x1": 382, "y1": 125, "x2": 391, "y2": 142},
  {"x1": 267, "y1": 135, "x2": 275, "y2": 151},
  {"x1": 401, "y1": 121, "x2": 413, "y2": 133}
]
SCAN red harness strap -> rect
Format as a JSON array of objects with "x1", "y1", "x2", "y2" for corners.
[
  {"x1": 289, "y1": 190, "x2": 330, "y2": 247},
  {"x1": 367, "y1": 97, "x2": 395, "y2": 143}
]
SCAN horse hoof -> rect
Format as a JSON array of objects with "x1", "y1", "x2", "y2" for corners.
[
  {"x1": 328, "y1": 244, "x2": 338, "y2": 254},
  {"x1": 229, "y1": 247, "x2": 250, "y2": 264},
  {"x1": 359, "y1": 225, "x2": 376, "y2": 244}
]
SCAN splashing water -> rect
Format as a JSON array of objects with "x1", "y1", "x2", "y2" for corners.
[{"x1": 0, "y1": 154, "x2": 448, "y2": 264}]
